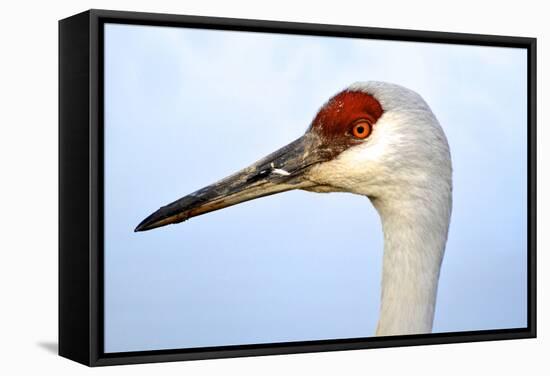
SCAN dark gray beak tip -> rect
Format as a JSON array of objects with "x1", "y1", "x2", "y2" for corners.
[
  {"x1": 134, "y1": 209, "x2": 170, "y2": 232},
  {"x1": 134, "y1": 200, "x2": 193, "y2": 232},
  {"x1": 134, "y1": 218, "x2": 153, "y2": 232},
  {"x1": 134, "y1": 223, "x2": 146, "y2": 232}
]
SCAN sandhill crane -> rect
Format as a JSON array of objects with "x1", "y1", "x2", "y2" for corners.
[{"x1": 135, "y1": 81, "x2": 453, "y2": 336}]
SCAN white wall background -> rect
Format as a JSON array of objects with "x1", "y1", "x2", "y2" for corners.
[{"x1": 0, "y1": 0, "x2": 547, "y2": 374}]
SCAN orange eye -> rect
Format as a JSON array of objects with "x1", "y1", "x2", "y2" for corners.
[{"x1": 351, "y1": 121, "x2": 372, "y2": 139}]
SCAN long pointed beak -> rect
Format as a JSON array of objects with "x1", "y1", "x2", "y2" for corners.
[{"x1": 135, "y1": 133, "x2": 325, "y2": 232}]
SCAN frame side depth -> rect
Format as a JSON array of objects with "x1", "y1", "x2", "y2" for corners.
[{"x1": 59, "y1": 10, "x2": 93, "y2": 366}]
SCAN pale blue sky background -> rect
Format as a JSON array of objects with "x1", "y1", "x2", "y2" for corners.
[{"x1": 103, "y1": 23, "x2": 527, "y2": 353}]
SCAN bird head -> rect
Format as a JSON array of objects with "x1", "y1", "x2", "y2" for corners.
[{"x1": 135, "y1": 81, "x2": 451, "y2": 232}]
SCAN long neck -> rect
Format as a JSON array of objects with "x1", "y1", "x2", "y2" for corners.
[{"x1": 372, "y1": 192, "x2": 451, "y2": 336}]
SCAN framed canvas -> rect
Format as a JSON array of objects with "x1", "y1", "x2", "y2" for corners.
[{"x1": 59, "y1": 9, "x2": 537, "y2": 366}]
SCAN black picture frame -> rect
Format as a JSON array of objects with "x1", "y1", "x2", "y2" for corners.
[{"x1": 59, "y1": 9, "x2": 537, "y2": 367}]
